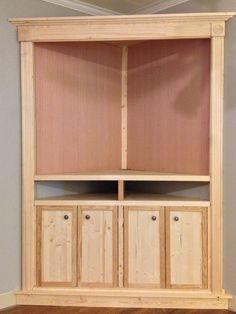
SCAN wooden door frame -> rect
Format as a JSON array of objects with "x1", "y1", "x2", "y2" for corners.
[
  {"x1": 165, "y1": 206, "x2": 208, "y2": 289},
  {"x1": 124, "y1": 206, "x2": 165, "y2": 288},
  {"x1": 78, "y1": 205, "x2": 118, "y2": 288},
  {"x1": 36, "y1": 206, "x2": 77, "y2": 287}
]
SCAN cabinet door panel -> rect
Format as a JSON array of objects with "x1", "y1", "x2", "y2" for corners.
[
  {"x1": 124, "y1": 206, "x2": 165, "y2": 288},
  {"x1": 166, "y1": 207, "x2": 208, "y2": 289},
  {"x1": 37, "y1": 206, "x2": 77, "y2": 287},
  {"x1": 79, "y1": 206, "x2": 117, "y2": 287}
]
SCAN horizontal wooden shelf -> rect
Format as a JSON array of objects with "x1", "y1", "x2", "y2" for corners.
[
  {"x1": 36, "y1": 193, "x2": 116, "y2": 204},
  {"x1": 125, "y1": 193, "x2": 209, "y2": 202},
  {"x1": 34, "y1": 170, "x2": 210, "y2": 182},
  {"x1": 35, "y1": 193, "x2": 210, "y2": 207}
]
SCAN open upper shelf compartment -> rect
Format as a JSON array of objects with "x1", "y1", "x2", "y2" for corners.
[{"x1": 35, "y1": 39, "x2": 210, "y2": 177}]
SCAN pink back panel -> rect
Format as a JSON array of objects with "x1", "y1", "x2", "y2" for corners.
[
  {"x1": 127, "y1": 39, "x2": 210, "y2": 175},
  {"x1": 35, "y1": 42, "x2": 122, "y2": 174}
]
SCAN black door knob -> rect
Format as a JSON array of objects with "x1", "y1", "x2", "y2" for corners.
[
  {"x1": 85, "y1": 214, "x2": 90, "y2": 220},
  {"x1": 174, "y1": 216, "x2": 179, "y2": 221},
  {"x1": 64, "y1": 214, "x2": 69, "y2": 220},
  {"x1": 152, "y1": 216, "x2": 157, "y2": 221}
]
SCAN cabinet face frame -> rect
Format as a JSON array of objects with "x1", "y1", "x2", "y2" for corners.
[
  {"x1": 12, "y1": 13, "x2": 234, "y2": 295},
  {"x1": 124, "y1": 206, "x2": 165, "y2": 288},
  {"x1": 78, "y1": 206, "x2": 118, "y2": 288},
  {"x1": 36, "y1": 206, "x2": 77, "y2": 287},
  {"x1": 21, "y1": 42, "x2": 36, "y2": 290},
  {"x1": 165, "y1": 206, "x2": 208, "y2": 289}
]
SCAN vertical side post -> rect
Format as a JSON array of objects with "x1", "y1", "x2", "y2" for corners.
[
  {"x1": 210, "y1": 35, "x2": 224, "y2": 293},
  {"x1": 121, "y1": 46, "x2": 128, "y2": 169},
  {"x1": 21, "y1": 42, "x2": 36, "y2": 290}
]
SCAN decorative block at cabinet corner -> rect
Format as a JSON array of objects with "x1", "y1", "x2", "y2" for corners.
[{"x1": 36, "y1": 206, "x2": 77, "y2": 287}]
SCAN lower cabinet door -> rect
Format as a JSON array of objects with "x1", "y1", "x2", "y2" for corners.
[
  {"x1": 36, "y1": 206, "x2": 77, "y2": 287},
  {"x1": 79, "y1": 206, "x2": 118, "y2": 287},
  {"x1": 124, "y1": 206, "x2": 165, "y2": 288},
  {"x1": 166, "y1": 207, "x2": 208, "y2": 289}
]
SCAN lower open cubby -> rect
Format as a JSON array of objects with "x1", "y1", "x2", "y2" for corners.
[
  {"x1": 122, "y1": 181, "x2": 209, "y2": 202},
  {"x1": 35, "y1": 180, "x2": 209, "y2": 206},
  {"x1": 36, "y1": 180, "x2": 118, "y2": 202}
]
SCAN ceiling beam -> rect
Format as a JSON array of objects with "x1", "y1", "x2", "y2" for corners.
[
  {"x1": 130, "y1": 0, "x2": 191, "y2": 14},
  {"x1": 42, "y1": 0, "x2": 121, "y2": 15}
]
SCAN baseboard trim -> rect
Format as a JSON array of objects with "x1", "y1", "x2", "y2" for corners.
[
  {"x1": 0, "y1": 291, "x2": 16, "y2": 310},
  {"x1": 16, "y1": 290, "x2": 230, "y2": 309},
  {"x1": 229, "y1": 295, "x2": 236, "y2": 312}
]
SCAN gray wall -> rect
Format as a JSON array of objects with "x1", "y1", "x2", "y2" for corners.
[
  {"x1": 161, "y1": 0, "x2": 236, "y2": 295},
  {"x1": 0, "y1": 0, "x2": 79, "y2": 294}
]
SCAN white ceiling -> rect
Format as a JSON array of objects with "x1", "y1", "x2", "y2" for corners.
[
  {"x1": 42, "y1": 0, "x2": 191, "y2": 15},
  {"x1": 77, "y1": 0, "x2": 161, "y2": 13}
]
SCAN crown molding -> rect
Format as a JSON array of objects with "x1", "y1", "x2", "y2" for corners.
[
  {"x1": 130, "y1": 0, "x2": 191, "y2": 14},
  {"x1": 42, "y1": 0, "x2": 121, "y2": 15},
  {"x1": 10, "y1": 13, "x2": 235, "y2": 26}
]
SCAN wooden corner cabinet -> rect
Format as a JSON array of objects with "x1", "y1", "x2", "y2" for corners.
[{"x1": 10, "y1": 13, "x2": 235, "y2": 309}]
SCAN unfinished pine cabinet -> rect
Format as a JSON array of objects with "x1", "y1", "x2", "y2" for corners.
[
  {"x1": 166, "y1": 207, "x2": 208, "y2": 289},
  {"x1": 36, "y1": 206, "x2": 77, "y2": 287},
  {"x1": 10, "y1": 12, "x2": 235, "y2": 309},
  {"x1": 79, "y1": 206, "x2": 118, "y2": 287},
  {"x1": 124, "y1": 206, "x2": 165, "y2": 288}
]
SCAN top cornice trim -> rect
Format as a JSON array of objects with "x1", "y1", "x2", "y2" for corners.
[{"x1": 9, "y1": 12, "x2": 235, "y2": 26}]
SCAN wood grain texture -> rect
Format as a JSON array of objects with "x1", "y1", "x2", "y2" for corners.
[
  {"x1": 210, "y1": 37, "x2": 224, "y2": 293},
  {"x1": 79, "y1": 206, "x2": 118, "y2": 287},
  {"x1": 10, "y1": 12, "x2": 233, "y2": 311},
  {"x1": 14, "y1": 22, "x2": 211, "y2": 42},
  {"x1": 35, "y1": 42, "x2": 122, "y2": 174},
  {"x1": 35, "y1": 193, "x2": 210, "y2": 207},
  {"x1": 0, "y1": 305, "x2": 233, "y2": 313},
  {"x1": 15, "y1": 294, "x2": 229, "y2": 309},
  {"x1": 127, "y1": 39, "x2": 210, "y2": 175},
  {"x1": 9, "y1": 14, "x2": 234, "y2": 43},
  {"x1": 118, "y1": 181, "x2": 125, "y2": 201},
  {"x1": 121, "y1": 46, "x2": 128, "y2": 169},
  {"x1": 21, "y1": 42, "x2": 36, "y2": 290},
  {"x1": 34, "y1": 171, "x2": 210, "y2": 182},
  {"x1": 118, "y1": 206, "x2": 124, "y2": 288},
  {"x1": 10, "y1": 12, "x2": 235, "y2": 25},
  {"x1": 18, "y1": 289, "x2": 231, "y2": 297},
  {"x1": 124, "y1": 206, "x2": 165, "y2": 288},
  {"x1": 37, "y1": 207, "x2": 77, "y2": 287},
  {"x1": 14, "y1": 288, "x2": 231, "y2": 309},
  {"x1": 166, "y1": 207, "x2": 208, "y2": 289}
]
